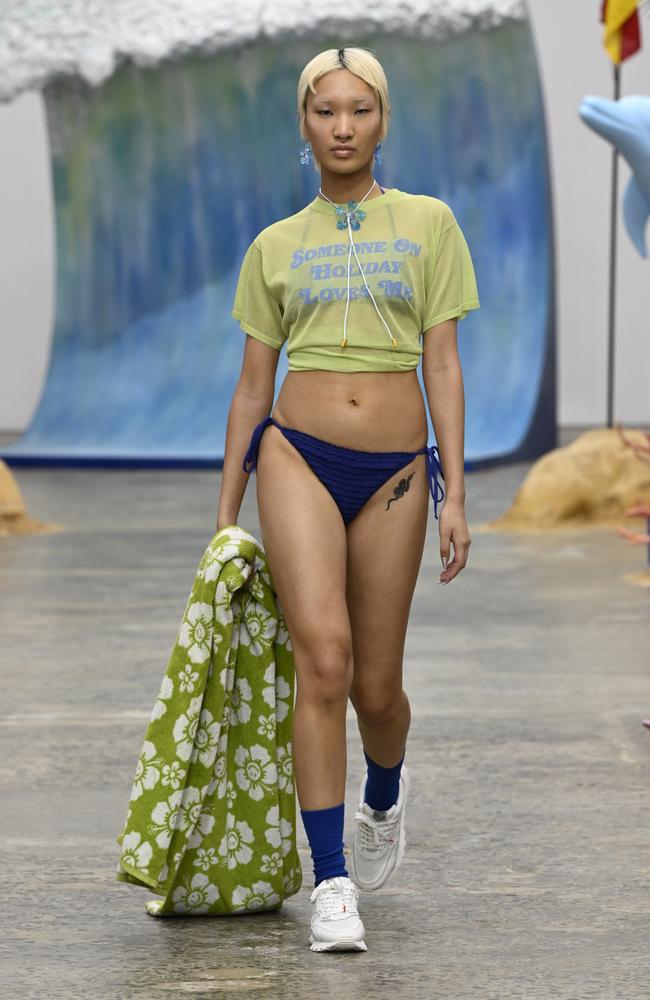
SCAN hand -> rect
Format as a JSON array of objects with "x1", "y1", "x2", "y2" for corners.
[
  {"x1": 438, "y1": 498, "x2": 471, "y2": 584},
  {"x1": 215, "y1": 519, "x2": 239, "y2": 533}
]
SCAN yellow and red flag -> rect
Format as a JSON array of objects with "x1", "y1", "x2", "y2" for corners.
[{"x1": 600, "y1": 1, "x2": 642, "y2": 63}]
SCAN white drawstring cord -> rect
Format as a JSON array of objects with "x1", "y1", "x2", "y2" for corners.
[
  {"x1": 318, "y1": 181, "x2": 398, "y2": 351},
  {"x1": 341, "y1": 211, "x2": 397, "y2": 350}
]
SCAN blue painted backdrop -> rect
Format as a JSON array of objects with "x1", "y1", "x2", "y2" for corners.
[{"x1": 2, "y1": 20, "x2": 555, "y2": 466}]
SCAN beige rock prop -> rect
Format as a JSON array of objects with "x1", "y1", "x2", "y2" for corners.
[
  {"x1": 622, "y1": 569, "x2": 650, "y2": 587},
  {"x1": 477, "y1": 428, "x2": 650, "y2": 535},
  {"x1": 0, "y1": 460, "x2": 62, "y2": 537}
]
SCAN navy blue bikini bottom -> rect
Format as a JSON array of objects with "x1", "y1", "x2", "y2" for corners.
[{"x1": 242, "y1": 416, "x2": 444, "y2": 525}]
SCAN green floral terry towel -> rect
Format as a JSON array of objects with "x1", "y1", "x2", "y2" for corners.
[{"x1": 115, "y1": 524, "x2": 302, "y2": 915}]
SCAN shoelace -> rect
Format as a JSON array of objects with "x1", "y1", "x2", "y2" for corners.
[
  {"x1": 310, "y1": 876, "x2": 360, "y2": 917},
  {"x1": 353, "y1": 806, "x2": 400, "y2": 856}
]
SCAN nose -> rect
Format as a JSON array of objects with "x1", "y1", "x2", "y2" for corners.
[{"x1": 333, "y1": 117, "x2": 354, "y2": 139}]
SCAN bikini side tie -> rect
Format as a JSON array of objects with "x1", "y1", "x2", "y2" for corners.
[
  {"x1": 242, "y1": 416, "x2": 275, "y2": 473},
  {"x1": 423, "y1": 444, "x2": 445, "y2": 520}
]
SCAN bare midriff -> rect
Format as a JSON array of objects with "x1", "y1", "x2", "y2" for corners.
[{"x1": 271, "y1": 369, "x2": 429, "y2": 453}]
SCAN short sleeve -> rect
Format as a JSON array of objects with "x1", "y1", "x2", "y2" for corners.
[
  {"x1": 422, "y1": 214, "x2": 480, "y2": 331},
  {"x1": 231, "y1": 240, "x2": 286, "y2": 350}
]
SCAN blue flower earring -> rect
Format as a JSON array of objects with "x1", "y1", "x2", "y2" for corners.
[{"x1": 299, "y1": 142, "x2": 383, "y2": 166}]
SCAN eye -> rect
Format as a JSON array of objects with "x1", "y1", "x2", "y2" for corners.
[{"x1": 316, "y1": 109, "x2": 371, "y2": 115}]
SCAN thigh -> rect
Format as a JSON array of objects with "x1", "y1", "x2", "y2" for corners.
[
  {"x1": 255, "y1": 424, "x2": 352, "y2": 663},
  {"x1": 346, "y1": 452, "x2": 430, "y2": 699}
]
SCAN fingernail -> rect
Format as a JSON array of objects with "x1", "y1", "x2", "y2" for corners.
[{"x1": 442, "y1": 556, "x2": 448, "y2": 569}]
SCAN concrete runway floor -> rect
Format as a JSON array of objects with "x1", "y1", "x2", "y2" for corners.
[{"x1": 1, "y1": 428, "x2": 649, "y2": 999}]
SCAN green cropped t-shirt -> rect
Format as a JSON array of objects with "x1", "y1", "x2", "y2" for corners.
[{"x1": 231, "y1": 187, "x2": 480, "y2": 373}]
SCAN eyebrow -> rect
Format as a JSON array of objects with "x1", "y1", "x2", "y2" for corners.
[{"x1": 314, "y1": 97, "x2": 373, "y2": 104}]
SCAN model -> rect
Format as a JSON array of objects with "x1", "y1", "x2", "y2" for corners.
[{"x1": 217, "y1": 45, "x2": 480, "y2": 952}]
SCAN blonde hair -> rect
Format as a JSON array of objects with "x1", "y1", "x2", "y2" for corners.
[{"x1": 296, "y1": 47, "x2": 391, "y2": 174}]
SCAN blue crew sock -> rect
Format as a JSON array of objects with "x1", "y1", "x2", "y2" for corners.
[
  {"x1": 300, "y1": 801, "x2": 348, "y2": 887},
  {"x1": 363, "y1": 748, "x2": 405, "y2": 812}
]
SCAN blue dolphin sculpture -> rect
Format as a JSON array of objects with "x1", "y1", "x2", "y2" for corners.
[{"x1": 579, "y1": 94, "x2": 650, "y2": 259}]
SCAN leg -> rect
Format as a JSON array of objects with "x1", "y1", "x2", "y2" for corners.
[
  {"x1": 346, "y1": 451, "x2": 430, "y2": 768},
  {"x1": 255, "y1": 423, "x2": 353, "y2": 810}
]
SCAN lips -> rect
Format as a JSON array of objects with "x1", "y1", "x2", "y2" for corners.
[{"x1": 332, "y1": 147, "x2": 355, "y2": 152}]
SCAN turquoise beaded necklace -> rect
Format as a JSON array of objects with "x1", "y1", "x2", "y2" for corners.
[{"x1": 317, "y1": 179, "x2": 383, "y2": 230}]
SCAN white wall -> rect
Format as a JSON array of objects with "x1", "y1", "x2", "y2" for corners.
[
  {"x1": 0, "y1": 91, "x2": 53, "y2": 431},
  {"x1": 527, "y1": 1, "x2": 650, "y2": 425},
  {"x1": 0, "y1": 3, "x2": 648, "y2": 431}
]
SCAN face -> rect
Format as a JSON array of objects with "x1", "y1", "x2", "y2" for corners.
[{"x1": 304, "y1": 69, "x2": 382, "y2": 173}]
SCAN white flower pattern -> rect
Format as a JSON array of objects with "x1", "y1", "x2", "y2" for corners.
[
  {"x1": 240, "y1": 601, "x2": 277, "y2": 658},
  {"x1": 194, "y1": 846, "x2": 219, "y2": 872},
  {"x1": 260, "y1": 851, "x2": 283, "y2": 876},
  {"x1": 161, "y1": 760, "x2": 186, "y2": 790},
  {"x1": 172, "y1": 872, "x2": 220, "y2": 913},
  {"x1": 218, "y1": 813, "x2": 255, "y2": 870},
  {"x1": 230, "y1": 677, "x2": 253, "y2": 725},
  {"x1": 264, "y1": 804, "x2": 294, "y2": 857},
  {"x1": 261, "y1": 664, "x2": 291, "y2": 722},
  {"x1": 178, "y1": 602, "x2": 213, "y2": 663},
  {"x1": 192, "y1": 708, "x2": 221, "y2": 767},
  {"x1": 276, "y1": 743, "x2": 294, "y2": 794},
  {"x1": 175, "y1": 785, "x2": 216, "y2": 849},
  {"x1": 131, "y1": 740, "x2": 161, "y2": 800},
  {"x1": 231, "y1": 880, "x2": 281, "y2": 912},
  {"x1": 172, "y1": 695, "x2": 202, "y2": 761},
  {"x1": 177, "y1": 663, "x2": 200, "y2": 694},
  {"x1": 257, "y1": 712, "x2": 276, "y2": 740},
  {"x1": 225, "y1": 779, "x2": 237, "y2": 810},
  {"x1": 151, "y1": 675, "x2": 174, "y2": 721},
  {"x1": 149, "y1": 790, "x2": 184, "y2": 849},
  {"x1": 234, "y1": 744, "x2": 277, "y2": 801},
  {"x1": 197, "y1": 543, "x2": 241, "y2": 583},
  {"x1": 120, "y1": 831, "x2": 153, "y2": 871}
]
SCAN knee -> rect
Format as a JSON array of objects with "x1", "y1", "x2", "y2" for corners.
[
  {"x1": 294, "y1": 633, "x2": 353, "y2": 708},
  {"x1": 352, "y1": 684, "x2": 408, "y2": 726}
]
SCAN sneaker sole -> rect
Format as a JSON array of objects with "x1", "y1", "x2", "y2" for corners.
[
  {"x1": 351, "y1": 764, "x2": 410, "y2": 892},
  {"x1": 309, "y1": 934, "x2": 368, "y2": 952}
]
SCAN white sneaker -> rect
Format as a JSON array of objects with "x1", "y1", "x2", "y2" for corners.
[
  {"x1": 308, "y1": 875, "x2": 367, "y2": 952},
  {"x1": 351, "y1": 763, "x2": 409, "y2": 891}
]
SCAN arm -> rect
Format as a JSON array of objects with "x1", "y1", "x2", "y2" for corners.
[
  {"x1": 215, "y1": 335, "x2": 281, "y2": 532},
  {"x1": 421, "y1": 317, "x2": 471, "y2": 583}
]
